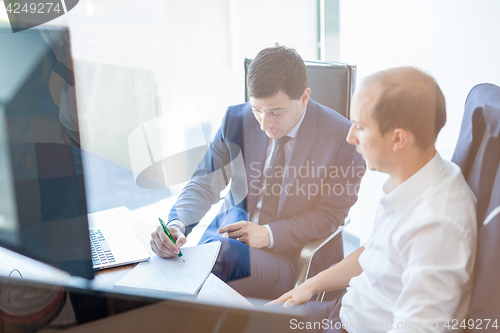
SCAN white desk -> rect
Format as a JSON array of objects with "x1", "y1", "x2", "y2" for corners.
[
  {"x1": 0, "y1": 205, "x2": 251, "y2": 332},
  {"x1": 88, "y1": 206, "x2": 251, "y2": 307},
  {"x1": 0, "y1": 205, "x2": 311, "y2": 333},
  {"x1": 0, "y1": 206, "x2": 249, "y2": 305}
]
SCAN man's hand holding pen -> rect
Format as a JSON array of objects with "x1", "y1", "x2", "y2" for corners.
[{"x1": 150, "y1": 223, "x2": 187, "y2": 259}]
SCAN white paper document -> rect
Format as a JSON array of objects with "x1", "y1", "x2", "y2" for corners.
[{"x1": 114, "y1": 241, "x2": 221, "y2": 296}]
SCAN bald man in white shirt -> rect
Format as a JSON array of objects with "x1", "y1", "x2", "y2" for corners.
[{"x1": 269, "y1": 67, "x2": 477, "y2": 333}]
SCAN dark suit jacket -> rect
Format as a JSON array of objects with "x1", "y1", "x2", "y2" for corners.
[
  {"x1": 169, "y1": 99, "x2": 365, "y2": 277},
  {"x1": 451, "y1": 83, "x2": 500, "y2": 328}
]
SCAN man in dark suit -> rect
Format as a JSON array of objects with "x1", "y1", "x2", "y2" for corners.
[{"x1": 150, "y1": 46, "x2": 365, "y2": 299}]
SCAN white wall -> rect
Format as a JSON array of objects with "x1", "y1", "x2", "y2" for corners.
[
  {"x1": 0, "y1": 0, "x2": 318, "y2": 210},
  {"x1": 340, "y1": 0, "x2": 500, "y2": 243},
  {"x1": 62, "y1": 0, "x2": 318, "y2": 167}
]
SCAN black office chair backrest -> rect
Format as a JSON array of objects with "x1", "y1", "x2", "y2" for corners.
[
  {"x1": 244, "y1": 59, "x2": 356, "y2": 119},
  {"x1": 451, "y1": 83, "x2": 500, "y2": 331},
  {"x1": 452, "y1": 83, "x2": 500, "y2": 225}
]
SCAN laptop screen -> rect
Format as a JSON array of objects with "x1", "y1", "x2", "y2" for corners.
[{"x1": 0, "y1": 25, "x2": 94, "y2": 280}]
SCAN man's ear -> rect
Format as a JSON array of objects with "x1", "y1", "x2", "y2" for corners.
[
  {"x1": 300, "y1": 88, "x2": 311, "y2": 108},
  {"x1": 392, "y1": 128, "x2": 408, "y2": 151}
]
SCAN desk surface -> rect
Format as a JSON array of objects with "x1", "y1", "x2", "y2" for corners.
[
  {"x1": 1, "y1": 207, "x2": 309, "y2": 333},
  {"x1": 0, "y1": 207, "x2": 250, "y2": 309},
  {"x1": 89, "y1": 206, "x2": 251, "y2": 307}
]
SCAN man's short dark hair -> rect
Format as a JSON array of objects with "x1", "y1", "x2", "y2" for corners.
[
  {"x1": 364, "y1": 67, "x2": 446, "y2": 149},
  {"x1": 247, "y1": 46, "x2": 308, "y2": 100}
]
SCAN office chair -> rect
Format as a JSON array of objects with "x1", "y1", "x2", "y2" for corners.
[
  {"x1": 244, "y1": 58, "x2": 357, "y2": 300},
  {"x1": 294, "y1": 216, "x2": 351, "y2": 302},
  {"x1": 451, "y1": 83, "x2": 500, "y2": 331},
  {"x1": 244, "y1": 59, "x2": 356, "y2": 119}
]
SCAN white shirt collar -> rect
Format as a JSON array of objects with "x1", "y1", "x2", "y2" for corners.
[
  {"x1": 381, "y1": 152, "x2": 445, "y2": 215},
  {"x1": 286, "y1": 105, "x2": 307, "y2": 139}
]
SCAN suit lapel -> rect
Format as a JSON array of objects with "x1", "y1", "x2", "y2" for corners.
[
  {"x1": 245, "y1": 122, "x2": 267, "y2": 216},
  {"x1": 278, "y1": 101, "x2": 319, "y2": 216}
]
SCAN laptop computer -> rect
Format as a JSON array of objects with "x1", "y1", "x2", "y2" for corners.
[{"x1": 87, "y1": 207, "x2": 150, "y2": 270}]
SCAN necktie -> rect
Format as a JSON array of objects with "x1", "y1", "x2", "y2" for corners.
[{"x1": 259, "y1": 136, "x2": 291, "y2": 225}]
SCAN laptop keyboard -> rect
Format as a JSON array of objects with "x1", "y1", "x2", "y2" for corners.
[{"x1": 90, "y1": 229, "x2": 116, "y2": 267}]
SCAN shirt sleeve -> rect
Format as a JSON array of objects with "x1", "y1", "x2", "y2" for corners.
[
  {"x1": 388, "y1": 219, "x2": 475, "y2": 333},
  {"x1": 167, "y1": 219, "x2": 186, "y2": 235},
  {"x1": 264, "y1": 224, "x2": 274, "y2": 248}
]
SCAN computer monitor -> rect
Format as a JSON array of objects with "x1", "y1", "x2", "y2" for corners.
[{"x1": 0, "y1": 25, "x2": 94, "y2": 280}]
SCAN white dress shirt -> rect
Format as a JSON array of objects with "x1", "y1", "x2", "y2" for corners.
[
  {"x1": 250, "y1": 106, "x2": 307, "y2": 248},
  {"x1": 339, "y1": 152, "x2": 477, "y2": 333}
]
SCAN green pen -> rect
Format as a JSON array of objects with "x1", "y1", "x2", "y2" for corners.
[{"x1": 159, "y1": 218, "x2": 183, "y2": 258}]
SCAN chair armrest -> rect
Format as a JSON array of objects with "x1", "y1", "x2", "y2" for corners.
[{"x1": 294, "y1": 217, "x2": 350, "y2": 288}]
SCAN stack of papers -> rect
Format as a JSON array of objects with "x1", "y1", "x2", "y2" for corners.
[{"x1": 114, "y1": 241, "x2": 221, "y2": 297}]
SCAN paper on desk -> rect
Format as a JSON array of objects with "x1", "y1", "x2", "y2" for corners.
[{"x1": 113, "y1": 241, "x2": 221, "y2": 296}]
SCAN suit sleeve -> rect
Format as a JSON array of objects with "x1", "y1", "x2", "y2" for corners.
[
  {"x1": 168, "y1": 107, "x2": 234, "y2": 235},
  {"x1": 267, "y1": 138, "x2": 365, "y2": 252}
]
